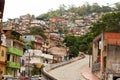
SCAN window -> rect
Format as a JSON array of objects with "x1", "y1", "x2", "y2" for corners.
[
  {"x1": 7, "y1": 54, "x2": 10, "y2": 61},
  {"x1": 1, "y1": 50, "x2": 4, "y2": 57},
  {"x1": 12, "y1": 55, "x2": 14, "y2": 62},
  {"x1": 21, "y1": 59, "x2": 25, "y2": 66}
]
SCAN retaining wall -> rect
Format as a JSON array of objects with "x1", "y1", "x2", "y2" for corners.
[{"x1": 41, "y1": 55, "x2": 85, "y2": 80}]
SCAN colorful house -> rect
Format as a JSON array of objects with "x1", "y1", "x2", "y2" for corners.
[
  {"x1": 6, "y1": 45, "x2": 23, "y2": 76},
  {"x1": 3, "y1": 30, "x2": 24, "y2": 77},
  {"x1": 92, "y1": 33, "x2": 120, "y2": 80},
  {"x1": 34, "y1": 35, "x2": 43, "y2": 50},
  {"x1": 21, "y1": 49, "x2": 53, "y2": 76},
  {"x1": 0, "y1": 33, "x2": 7, "y2": 79},
  {"x1": 48, "y1": 47, "x2": 68, "y2": 63},
  {"x1": 22, "y1": 35, "x2": 35, "y2": 43}
]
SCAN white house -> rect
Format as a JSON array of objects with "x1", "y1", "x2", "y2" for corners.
[{"x1": 20, "y1": 49, "x2": 53, "y2": 76}]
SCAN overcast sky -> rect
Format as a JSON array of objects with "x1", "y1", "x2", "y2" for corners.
[{"x1": 3, "y1": 0, "x2": 120, "y2": 21}]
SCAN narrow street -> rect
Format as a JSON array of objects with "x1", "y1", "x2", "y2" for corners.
[{"x1": 48, "y1": 55, "x2": 89, "y2": 80}]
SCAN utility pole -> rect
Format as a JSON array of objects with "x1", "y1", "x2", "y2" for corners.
[
  {"x1": 24, "y1": 49, "x2": 31, "y2": 77},
  {"x1": 89, "y1": 54, "x2": 91, "y2": 68},
  {"x1": 28, "y1": 50, "x2": 30, "y2": 77}
]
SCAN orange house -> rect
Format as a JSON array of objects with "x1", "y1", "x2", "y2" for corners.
[
  {"x1": 0, "y1": 45, "x2": 7, "y2": 79},
  {"x1": 0, "y1": 32, "x2": 7, "y2": 79},
  {"x1": 92, "y1": 32, "x2": 120, "y2": 80}
]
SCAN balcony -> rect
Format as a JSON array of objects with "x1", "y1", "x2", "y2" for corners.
[
  {"x1": 7, "y1": 47, "x2": 23, "y2": 56},
  {"x1": 92, "y1": 62, "x2": 100, "y2": 72},
  {"x1": 7, "y1": 61, "x2": 20, "y2": 69}
]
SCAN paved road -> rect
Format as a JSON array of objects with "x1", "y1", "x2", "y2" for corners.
[{"x1": 48, "y1": 55, "x2": 90, "y2": 80}]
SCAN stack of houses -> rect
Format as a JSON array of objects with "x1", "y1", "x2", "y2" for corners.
[
  {"x1": 0, "y1": 13, "x2": 72, "y2": 77},
  {"x1": 0, "y1": 9, "x2": 107, "y2": 78},
  {"x1": 0, "y1": 28, "x2": 68, "y2": 77},
  {"x1": 3, "y1": 12, "x2": 103, "y2": 36}
]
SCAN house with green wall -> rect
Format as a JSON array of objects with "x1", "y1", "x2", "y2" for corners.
[
  {"x1": 6, "y1": 46, "x2": 23, "y2": 76},
  {"x1": 3, "y1": 30, "x2": 24, "y2": 77}
]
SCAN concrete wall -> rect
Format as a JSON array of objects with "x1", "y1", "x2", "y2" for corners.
[
  {"x1": 0, "y1": 46, "x2": 6, "y2": 78},
  {"x1": 41, "y1": 55, "x2": 85, "y2": 80},
  {"x1": 0, "y1": 46, "x2": 6, "y2": 63},
  {"x1": 106, "y1": 45, "x2": 120, "y2": 73},
  {"x1": 92, "y1": 42, "x2": 98, "y2": 63}
]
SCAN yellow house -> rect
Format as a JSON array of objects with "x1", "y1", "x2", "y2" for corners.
[{"x1": 0, "y1": 45, "x2": 7, "y2": 79}]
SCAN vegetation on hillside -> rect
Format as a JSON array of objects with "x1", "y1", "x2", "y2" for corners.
[
  {"x1": 64, "y1": 12, "x2": 120, "y2": 56},
  {"x1": 27, "y1": 26, "x2": 47, "y2": 40},
  {"x1": 36, "y1": 2, "x2": 120, "y2": 57},
  {"x1": 37, "y1": 2, "x2": 120, "y2": 20}
]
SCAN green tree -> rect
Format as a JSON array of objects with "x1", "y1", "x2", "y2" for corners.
[
  {"x1": 69, "y1": 46, "x2": 79, "y2": 58},
  {"x1": 37, "y1": 13, "x2": 49, "y2": 20},
  {"x1": 90, "y1": 3, "x2": 101, "y2": 13},
  {"x1": 27, "y1": 26, "x2": 47, "y2": 40},
  {"x1": 31, "y1": 15, "x2": 35, "y2": 20},
  {"x1": 68, "y1": 4, "x2": 78, "y2": 13},
  {"x1": 63, "y1": 35, "x2": 77, "y2": 47},
  {"x1": 101, "y1": 6, "x2": 111, "y2": 12},
  {"x1": 36, "y1": 3, "x2": 113, "y2": 20},
  {"x1": 59, "y1": 4, "x2": 66, "y2": 15},
  {"x1": 115, "y1": 2, "x2": 120, "y2": 11},
  {"x1": 90, "y1": 12, "x2": 120, "y2": 33},
  {"x1": 77, "y1": 5, "x2": 87, "y2": 16},
  {"x1": 63, "y1": 35, "x2": 79, "y2": 57},
  {"x1": 81, "y1": 12, "x2": 120, "y2": 55},
  {"x1": 31, "y1": 65, "x2": 41, "y2": 75},
  {"x1": 78, "y1": 32, "x2": 94, "y2": 54}
]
